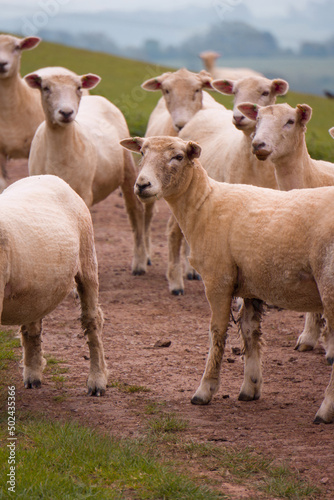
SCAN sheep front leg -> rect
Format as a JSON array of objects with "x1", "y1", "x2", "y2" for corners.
[
  {"x1": 238, "y1": 298, "x2": 264, "y2": 401},
  {"x1": 314, "y1": 362, "x2": 334, "y2": 424},
  {"x1": 295, "y1": 312, "x2": 322, "y2": 352},
  {"x1": 167, "y1": 215, "x2": 185, "y2": 295},
  {"x1": 191, "y1": 288, "x2": 232, "y2": 405},
  {"x1": 0, "y1": 153, "x2": 8, "y2": 193},
  {"x1": 75, "y1": 274, "x2": 108, "y2": 396},
  {"x1": 20, "y1": 320, "x2": 46, "y2": 389}
]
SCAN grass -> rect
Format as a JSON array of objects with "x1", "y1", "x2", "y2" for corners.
[
  {"x1": 17, "y1": 38, "x2": 334, "y2": 159},
  {"x1": 110, "y1": 379, "x2": 151, "y2": 394}
]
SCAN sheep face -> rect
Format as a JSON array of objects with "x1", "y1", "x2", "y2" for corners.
[
  {"x1": 0, "y1": 35, "x2": 40, "y2": 79},
  {"x1": 237, "y1": 102, "x2": 312, "y2": 161},
  {"x1": 142, "y1": 68, "x2": 213, "y2": 132},
  {"x1": 120, "y1": 136, "x2": 201, "y2": 202},
  {"x1": 24, "y1": 67, "x2": 100, "y2": 127},
  {"x1": 212, "y1": 76, "x2": 289, "y2": 132}
]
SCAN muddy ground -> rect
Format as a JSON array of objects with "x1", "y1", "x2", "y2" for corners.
[{"x1": 4, "y1": 160, "x2": 334, "y2": 499}]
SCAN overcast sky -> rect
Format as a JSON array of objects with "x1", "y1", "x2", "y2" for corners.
[{"x1": 1, "y1": 0, "x2": 321, "y2": 17}]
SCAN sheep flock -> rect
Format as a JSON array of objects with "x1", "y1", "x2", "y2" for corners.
[{"x1": 1, "y1": 33, "x2": 334, "y2": 426}]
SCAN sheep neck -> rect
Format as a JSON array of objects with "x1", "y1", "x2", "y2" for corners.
[
  {"x1": 165, "y1": 162, "x2": 212, "y2": 242},
  {"x1": 0, "y1": 73, "x2": 27, "y2": 110},
  {"x1": 44, "y1": 120, "x2": 90, "y2": 167},
  {"x1": 270, "y1": 132, "x2": 315, "y2": 190}
]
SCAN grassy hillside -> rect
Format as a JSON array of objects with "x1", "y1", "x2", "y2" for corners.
[{"x1": 20, "y1": 39, "x2": 334, "y2": 161}]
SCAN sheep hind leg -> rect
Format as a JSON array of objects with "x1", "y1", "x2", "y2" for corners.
[
  {"x1": 75, "y1": 274, "x2": 108, "y2": 396},
  {"x1": 182, "y1": 240, "x2": 201, "y2": 281},
  {"x1": 167, "y1": 215, "x2": 185, "y2": 295},
  {"x1": 20, "y1": 320, "x2": 46, "y2": 389},
  {"x1": 0, "y1": 153, "x2": 8, "y2": 193},
  {"x1": 121, "y1": 150, "x2": 148, "y2": 275},
  {"x1": 295, "y1": 312, "x2": 322, "y2": 352},
  {"x1": 238, "y1": 298, "x2": 264, "y2": 402}
]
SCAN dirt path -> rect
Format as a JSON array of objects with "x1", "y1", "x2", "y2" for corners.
[{"x1": 6, "y1": 160, "x2": 334, "y2": 498}]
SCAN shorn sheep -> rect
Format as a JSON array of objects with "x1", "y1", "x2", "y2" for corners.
[
  {"x1": 121, "y1": 135, "x2": 334, "y2": 424},
  {"x1": 25, "y1": 66, "x2": 147, "y2": 276},
  {"x1": 0, "y1": 174, "x2": 108, "y2": 395},
  {"x1": 238, "y1": 101, "x2": 334, "y2": 355},
  {"x1": 0, "y1": 34, "x2": 44, "y2": 190},
  {"x1": 199, "y1": 51, "x2": 263, "y2": 80}
]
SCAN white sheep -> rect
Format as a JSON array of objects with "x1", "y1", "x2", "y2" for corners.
[
  {"x1": 168, "y1": 76, "x2": 288, "y2": 295},
  {"x1": 238, "y1": 101, "x2": 334, "y2": 354},
  {"x1": 0, "y1": 174, "x2": 108, "y2": 395},
  {"x1": 121, "y1": 135, "x2": 334, "y2": 424},
  {"x1": 0, "y1": 34, "x2": 44, "y2": 190},
  {"x1": 142, "y1": 67, "x2": 222, "y2": 278},
  {"x1": 199, "y1": 51, "x2": 263, "y2": 80},
  {"x1": 25, "y1": 66, "x2": 147, "y2": 276}
]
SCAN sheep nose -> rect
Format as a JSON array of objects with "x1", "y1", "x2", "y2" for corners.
[
  {"x1": 233, "y1": 114, "x2": 245, "y2": 125},
  {"x1": 175, "y1": 123, "x2": 184, "y2": 132},
  {"x1": 0, "y1": 61, "x2": 8, "y2": 73},
  {"x1": 59, "y1": 109, "x2": 74, "y2": 120},
  {"x1": 136, "y1": 180, "x2": 151, "y2": 195},
  {"x1": 252, "y1": 141, "x2": 266, "y2": 152}
]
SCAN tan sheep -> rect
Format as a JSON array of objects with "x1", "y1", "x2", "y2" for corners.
[
  {"x1": 199, "y1": 50, "x2": 263, "y2": 80},
  {"x1": 25, "y1": 66, "x2": 147, "y2": 275},
  {"x1": 0, "y1": 34, "x2": 44, "y2": 190},
  {"x1": 0, "y1": 174, "x2": 108, "y2": 395},
  {"x1": 121, "y1": 135, "x2": 334, "y2": 424},
  {"x1": 238, "y1": 101, "x2": 334, "y2": 354}
]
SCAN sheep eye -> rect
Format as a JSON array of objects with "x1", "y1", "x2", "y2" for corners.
[
  {"x1": 140, "y1": 151, "x2": 144, "y2": 156},
  {"x1": 42, "y1": 86, "x2": 50, "y2": 93},
  {"x1": 172, "y1": 154, "x2": 184, "y2": 161},
  {"x1": 286, "y1": 119, "x2": 295, "y2": 125},
  {"x1": 164, "y1": 89, "x2": 169, "y2": 95},
  {"x1": 262, "y1": 91, "x2": 270, "y2": 96},
  {"x1": 77, "y1": 86, "x2": 82, "y2": 91}
]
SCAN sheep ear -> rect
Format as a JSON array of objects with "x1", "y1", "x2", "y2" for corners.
[
  {"x1": 24, "y1": 73, "x2": 42, "y2": 89},
  {"x1": 141, "y1": 73, "x2": 170, "y2": 91},
  {"x1": 198, "y1": 70, "x2": 214, "y2": 90},
  {"x1": 296, "y1": 104, "x2": 312, "y2": 125},
  {"x1": 81, "y1": 74, "x2": 101, "y2": 89},
  {"x1": 19, "y1": 36, "x2": 41, "y2": 51},
  {"x1": 329, "y1": 127, "x2": 334, "y2": 139},
  {"x1": 212, "y1": 79, "x2": 235, "y2": 95},
  {"x1": 237, "y1": 102, "x2": 260, "y2": 121},
  {"x1": 120, "y1": 137, "x2": 144, "y2": 153},
  {"x1": 272, "y1": 79, "x2": 289, "y2": 96},
  {"x1": 186, "y1": 141, "x2": 201, "y2": 160}
]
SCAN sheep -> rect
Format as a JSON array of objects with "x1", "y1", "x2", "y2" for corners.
[
  {"x1": 121, "y1": 135, "x2": 334, "y2": 424},
  {"x1": 0, "y1": 34, "x2": 44, "y2": 190},
  {"x1": 167, "y1": 76, "x2": 288, "y2": 295},
  {"x1": 25, "y1": 66, "x2": 147, "y2": 276},
  {"x1": 238, "y1": 101, "x2": 334, "y2": 354},
  {"x1": 199, "y1": 51, "x2": 263, "y2": 81},
  {"x1": 142, "y1": 67, "x2": 222, "y2": 277},
  {"x1": 0, "y1": 174, "x2": 108, "y2": 395}
]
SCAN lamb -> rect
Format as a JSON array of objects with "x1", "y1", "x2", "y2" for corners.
[
  {"x1": 0, "y1": 174, "x2": 108, "y2": 395},
  {"x1": 199, "y1": 51, "x2": 263, "y2": 80},
  {"x1": 168, "y1": 76, "x2": 288, "y2": 295},
  {"x1": 238, "y1": 101, "x2": 334, "y2": 353},
  {"x1": 0, "y1": 34, "x2": 44, "y2": 190},
  {"x1": 25, "y1": 66, "x2": 147, "y2": 276},
  {"x1": 121, "y1": 135, "x2": 334, "y2": 424}
]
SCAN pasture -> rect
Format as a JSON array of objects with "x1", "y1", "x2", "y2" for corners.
[{"x1": 1, "y1": 40, "x2": 334, "y2": 498}]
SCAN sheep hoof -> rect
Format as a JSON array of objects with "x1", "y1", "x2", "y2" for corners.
[
  {"x1": 172, "y1": 289, "x2": 184, "y2": 296},
  {"x1": 238, "y1": 391, "x2": 258, "y2": 402},
  {"x1": 326, "y1": 356, "x2": 334, "y2": 365},
  {"x1": 313, "y1": 415, "x2": 331, "y2": 425},
  {"x1": 132, "y1": 269, "x2": 146, "y2": 276},
  {"x1": 24, "y1": 379, "x2": 41, "y2": 389},
  {"x1": 294, "y1": 342, "x2": 314, "y2": 352},
  {"x1": 147, "y1": 258, "x2": 152, "y2": 266},
  {"x1": 186, "y1": 271, "x2": 201, "y2": 281},
  {"x1": 87, "y1": 387, "x2": 106, "y2": 397},
  {"x1": 191, "y1": 395, "x2": 209, "y2": 405}
]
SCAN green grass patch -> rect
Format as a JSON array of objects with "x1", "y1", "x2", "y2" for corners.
[
  {"x1": 0, "y1": 417, "x2": 223, "y2": 499},
  {"x1": 110, "y1": 379, "x2": 151, "y2": 394},
  {"x1": 0, "y1": 330, "x2": 20, "y2": 371},
  {"x1": 147, "y1": 412, "x2": 189, "y2": 434}
]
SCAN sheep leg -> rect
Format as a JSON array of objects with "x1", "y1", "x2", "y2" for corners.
[
  {"x1": 75, "y1": 274, "x2": 108, "y2": 396},
  {"x1": 0, "y1": 153, "x2": 8, "y2": 193},
  {"x1": 295, "y1": 312, "x2": 322, "y2": 352},
  {"x1": 143, "y1": 200, "x2": 155, "y2": 265},
  {"x1": 191, "y1": 290, "x2": 232, "y2": 405},
  {"x1": 167, "y1": 215, "x2": 185, "y2": 295},
  {"x1": 20, "y1": 320, "x2": 46, "y2": 389},
  {"x1": 121, "y1": 149, "x2": 148, "y2": 275},
  {"x1": 314, "y1": 362, "x2": 334, "y2": 424},
  {"x1": 238, "y1": 298, "x2": 264, "y2": 401},
  {"x1": 182, "y1": 239, "x2": 201, "y2": 281}
]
